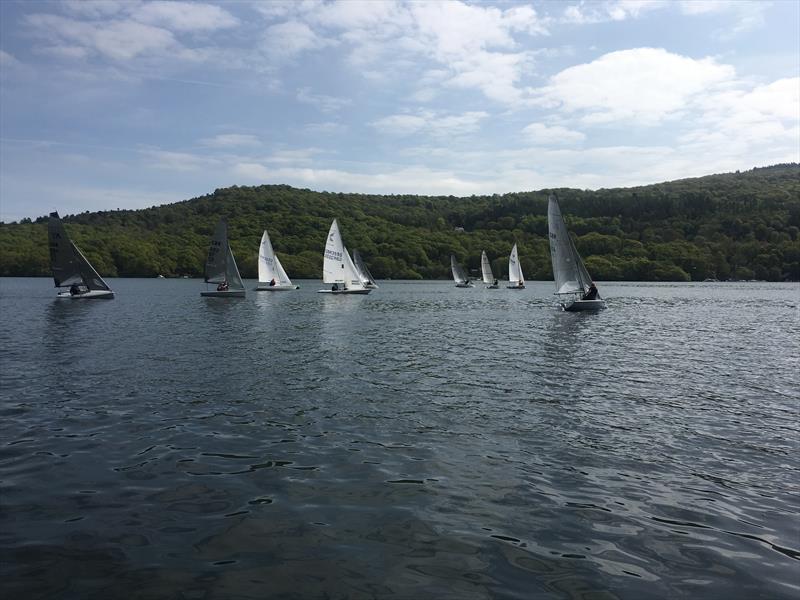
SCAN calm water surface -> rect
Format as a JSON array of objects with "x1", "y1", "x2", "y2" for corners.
[{"x1": 1, "y1": 278, "x2": 798, "y2": 599}]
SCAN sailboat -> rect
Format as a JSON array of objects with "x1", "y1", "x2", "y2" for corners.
[
  {"x1": 318, "y1": 219, "x2": 371, "y2": 294},
  {"x1": 48, "y1": 212, "x2": 114, "y2": 299},
  {"x1": 352, "y1": 249, "x2": 378, "y2": 289},
  {"x1": 547, "y1": 194, "x2": 605, "y2": 311},
  {"x1": 506, "y1": 243, "x2": 525, "y2": 289},
  {"x1": 451, "y1": 255, "x2": 474, "y2": 288},
  {"x1": 201, "y1": 220, "x2": 245, "y2": 298},
  {"x1": 255, "y1": 229, "x2": 299, "y2": 291},
  {"x1": 481, "y1": 251, "x2": 499, "y2": 289}
]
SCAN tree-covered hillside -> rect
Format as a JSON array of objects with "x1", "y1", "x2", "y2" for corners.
[{"x1": 2, "y1": 164, "x2": 798, "y2": 281}]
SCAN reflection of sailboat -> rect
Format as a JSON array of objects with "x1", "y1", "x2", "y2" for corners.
[
  {"x1": 547, "y1": 194, "x2": 605, "y2": 311},
  {"x1": 48, "y1": 212, "x2": 114, "y2": 299},
  {"x1": 451, "y1": 255, "x2": 474, "y2": 288},
  {"x1": 255, "y1": 229, "x2": 298, "y2": 291},
  {"x1": 201, "y1": 220, "x2": 245, "y2": 298},
  {"x1": 318, "y1": 219, "x2": 371, "y2": 294},
  {"x1": 481, "y1": 251, "x2": 499, "y2": 289},
  {"x1": 352, "y1": 250, "x2": 378, "y2": 289},
  {"x1": 506, "y1": 243, "x2": 525, "y2": 289}
]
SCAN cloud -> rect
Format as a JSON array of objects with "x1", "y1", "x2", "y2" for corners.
[
  {"x1": 142, "y1": 149, "x2": 219, "y2": 171},
  {"x1": 371, "y1": 110, "x2": 489, "y2": 137},
  {"x1": 200, "y1": 134, "x2": 262, "y2": 148},
  {"x1": 562, "y1": 1, "x2": 665, "y2": 24},
  {"x1": 522, "y1": 123, "x2": 586, "y2": 145},
  {"x1": 25, "y1": 13, "x2": 182, "y2": 61},
  {"x1": 303, "y1": 122, "x2": 347, "y2": 136},
  {"x1": 261, "y1": 20, "x2": 333, "y2": 60},
  {"x1": 533, "y1": 48, "x2": 735, "y2": 125},
  {"x1": 132, "y1": 1, "x2": 239, "y2": 32},
  {"x1": 296, "y1": 87, "x2": 352, "y2": 113}
]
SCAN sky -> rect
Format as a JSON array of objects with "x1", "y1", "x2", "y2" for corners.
[{"x1": 0, "y1": 0, "x2": 798, "y2": 222}]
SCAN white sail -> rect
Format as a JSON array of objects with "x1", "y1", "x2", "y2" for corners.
[
  {"x1": 481, "y1": 251, "x2": 494, "y2": 284},
  {"x1": 258, "y1": 229, "x2": 293, "y2": 286},
  {"x1": 274, "y1": 256, "x2": 292, "y2": 286},
  {"x1": 508, "y1": 243, "x2": 525, "y2": 286},
  {"x1": 322, "y1": 220, "x2": 365, "y2": 289},
  {"x1": 450, "y1": 255, "x2": 467, "y2": 284},
  {"x1": 352, "y1": 249, "x2": 378, "y2": 288},
  {"x1": 226, "y1": 245, "x2": 245, "y2": 291},
  {"x1": 48, "y1": 212, "x2": 112, "y2": 293},
  {"x1": 205, "y1": 220, "x2": 244, "y2": 291},
  {"x1": 547, "y1": 195, "x2": 592, "y2": 295}
]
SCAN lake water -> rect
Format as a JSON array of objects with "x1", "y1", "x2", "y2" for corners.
[{"x1": 1, "y1": 277, "x2": 798, "y2": 599}]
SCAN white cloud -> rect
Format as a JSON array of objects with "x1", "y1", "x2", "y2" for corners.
[
  {"x1": 562, "y1": 1, "x2": 665, "y2": 24},
  {"x1": 296, "y1": 87, "x2": 352, "y2": 113},
  {"x1": 200, "y1": 134, "x2": 262, "y2": 148},
  {"x1": 26, "y1": 13, "x2": 182, "y2": 61},
  {"x1": 533, "y1": 48, "x2": 735, "y2": 125},
  {"x1": 132, "y1": 1, "x2": 239, "y2": 32},
  {"x1": 142, "y1": 150, "x2": 218, "y2": 171},
  {"x1": 522, "y1": 123, "x2": 586, "y2": 145},
  {"x1": 371, "y1": 110, "x2": 489, "y2": 137},
  {"x1": 0, "y1": 50, "x2": 22, "y2": 69},
  {"x1": 61, "y1": 0, "x2": 130, "y2": 19},
  {"x1": 261, "y1": 20, "x2": 332, "y2": 60}
]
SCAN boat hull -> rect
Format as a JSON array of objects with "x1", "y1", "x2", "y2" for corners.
[
  {"x1": 201, "y1": 290, "x2": 245, "y2": 298},
  {"x1": 317, "y1": 289, "x2": 371, "y2": 295},
  {"x1": 255, "y1": 285, "x2": 299, "y2": 291},
  {"x1": 562, "y1": 298, "x2": 606, "y2": 312},
  {"x1": 57, "y1": 290, "x2": 114, "y2": 299},
  {"x1": 486, "y1": 284, "x2": 499, "y2": 289},
  {"x1": 455, "y1": 283, "x2": 474, "y2": 288},
  {"x1": 506, "y1": 285, "x2": 525, "y2": 290}
]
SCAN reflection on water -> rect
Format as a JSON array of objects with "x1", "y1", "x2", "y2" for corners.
[{"x1": 1, "y1": 278, "x2": 798, "y2": 599}]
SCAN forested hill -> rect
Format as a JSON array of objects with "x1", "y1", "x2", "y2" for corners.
[{"x1": 2, "y1": 163, "x2": 799, "y2": 282}]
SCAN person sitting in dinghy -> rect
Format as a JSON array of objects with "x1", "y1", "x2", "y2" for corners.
[
  {"x1": 269, "y1": 278, "x2": 276, "y2": 287},
  {"x1": 582, "y1": 282, "x2": 598, "y2": 300},
  {"x1": 69, "y1": 283, "x2": 80, "y2": 295},
  {"x1": 217, "y1": 280, "x2": 229, "y2": 291}
]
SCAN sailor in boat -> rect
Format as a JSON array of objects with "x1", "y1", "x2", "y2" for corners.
[
  {"x1": 69, "y1": 283, "x2": 80, "y2": 296},
  {"x1": 332, "y1": 283, "x2": 338, "y2": 291},
  {"x1": 269, "y1": 278, "x2": 276, "y2": 287},
  {"x1": 493, "y1": 278, "x2": 499, "y2": 286},
  {"x1": 582, "y1": 282, "x2": 599, "y2": 300},
  {"x1": 217, "y1": 280, "x2": 229, "y2": 292}
]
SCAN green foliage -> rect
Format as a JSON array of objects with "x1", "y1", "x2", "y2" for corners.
[{"x1": 2, "y1": 164, "x2": 798, "y2": 281}]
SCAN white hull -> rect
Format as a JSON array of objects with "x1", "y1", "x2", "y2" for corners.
[
  {"x1": 255, "y1": 285, "x2": 299, "y2": 291},
  {"x1": 486, "y1": 284, "x2": 499, "y2": 289},
  {"x1": 57, "y1": 290, "x2": 114, "y2": 299},
  {"x1": 318, "y1": 289, "x2": 371, "y2": 295},
  {"x1": 455, "y1": 282, "x2": 474, "y2": 288},
  {"x1": 201, "y1": 290, "x2": 245, "y2": 298},
  {"x1": 562, "y1": 298, "x2": 606, "y2": 312}
]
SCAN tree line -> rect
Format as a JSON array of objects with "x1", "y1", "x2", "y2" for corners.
[{"x1": 1, "y1": 164, "x2": 798, "y2": 282}]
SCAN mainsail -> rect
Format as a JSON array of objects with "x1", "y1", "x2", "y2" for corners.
[
  {"x1": 352, "y1": 249, "x2": 378, "y2": 288},
  {"x1": 322, "y1": 220, "x2": 365, "y2": 289},
  {"x1": 508, "y1": 244, "x2": 525, "y2": 286},
  {"x1": 481, "y1": 251, "x2": 494, "y2": 284},
  {"x1": 258, "y1": 229, "x2": 293, "y2": 286},
  {"x1": 48, "y1": 212, "x2": 112, "y2": 292},
  {"x1": 547, "y1": 195, "x2": 593, "y2": 295},
  {"x1": 205, "y1": 220, "x2": 244, "y2": 290},
  {"x1": 450, "y1": 255, "x2": 469, "y2": 284}
]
